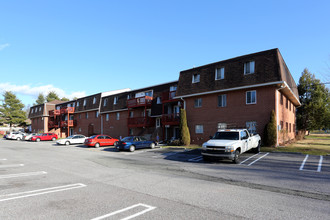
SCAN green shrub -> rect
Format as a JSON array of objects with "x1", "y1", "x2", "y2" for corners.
[
  {"x1": 265, "y1": 110, "x2": 277, "y2": 146},
  {"x1": 180, "y1": 108, "x2": 190, "y2": 146}
]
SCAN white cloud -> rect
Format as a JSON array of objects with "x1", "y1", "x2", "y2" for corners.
[
  {"x1": 0, "y1": 43, "x2": 10, "y2": 51},
  {"x1": 0, "y1": 83, "x2": 86, "y2": 100}
]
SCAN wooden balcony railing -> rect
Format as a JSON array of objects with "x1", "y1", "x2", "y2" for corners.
[
  {"x1": 60, "y1": 107, "x2": 75, "y2": 114},
  {"x1": 162, "y1": 113, "x2": 180, "y2": 125},
  {"x1": 127, "y1": 116, "x2": 155, "y2": 128},
  {"x1": 60, "y1": 120, "x2": 76, "y2": 127},
  {"x1": 48, "y1": 121, "x2": 59, "y2": 128},
  {"x1": 162, "y1": 91, "x2": 177, "y2": 102},
  {"x1": 127, "y1": 96, "x2": 153, "y2": 108}
]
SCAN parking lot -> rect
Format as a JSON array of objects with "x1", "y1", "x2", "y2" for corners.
[{"x1": 0, "y1": 139, "x2": 329, "y2": 219}]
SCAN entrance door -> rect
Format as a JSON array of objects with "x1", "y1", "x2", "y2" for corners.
[{"x1": 70, "y1": 128, "x2": 74, "y2": 136}]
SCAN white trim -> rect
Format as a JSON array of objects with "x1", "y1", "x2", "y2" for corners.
[
  {"x1": 283, "y1": 81, "x2": 301, "y2": 105},
  {"x1": 74, "y1": 108, "x2": 100, "y2": 113},
  {"x1": 100, "y1": 108, "x2": 128, "y2": 114},
  {"x1": 128, "y1": 80, "x2": 178, "y2": 93},
  {"x1": 175, "y1": 81, "x2": 284, "y2": 99}
]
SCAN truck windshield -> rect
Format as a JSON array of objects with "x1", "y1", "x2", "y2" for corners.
[{"x1": 213, "y1": 132, "x2": 239, "y2": 140}]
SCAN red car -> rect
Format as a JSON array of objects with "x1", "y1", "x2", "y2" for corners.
[
  {"x1": 31, "y1": 133, "x2": 58, "y2": 142},
  {"x1": 84, "y1": 135, "x2": 118, "y2": 148}
]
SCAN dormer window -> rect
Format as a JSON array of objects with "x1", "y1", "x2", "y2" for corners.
[
  {"x1": 77, "y1": 101, "x2": 80, "y2": 107},
  {"x1": 39, "y1": 107, "x2": 42, "y2": 112},
  {"x1": 31, "y1": 109, "x2": 34, "y2": 113},
  {"x1": 215, "y1": 67, "x2": 225, "y2": 80},
  {"x1": 114, "y1": 96, "x2": 118, "y2": 105},
  {"x1": 127, "y1": 94, "x2": 131, "y2": 100},
  {"x1": 192, "y1": 74, "x2": 200, "y2": 83},
  {"x1": 93, "y1": 97, "x2": 96, "y2": 104},
  {"x1": 244, "y1": 61, "x2": 255, "y2": 75},
  {"x1": 104, "y1": 98, "x2": 108, "y2": 106},
  {"x1": 83, "y1": 99, "x2": 86, "y2": 106},
  {"x1": 157, "y1": 97, "x2": 161, "y2": 104}
]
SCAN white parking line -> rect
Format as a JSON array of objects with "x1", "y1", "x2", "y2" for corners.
[
  {"x1": 91, "y1": 203, "x2": 156, "y2": 220},
  {"x1": 317, "y1": 156, "x2": 323, "y2": 172},
  {"x1": 0, "y1": 164, "x2": 24, "y2": 168},
  {"x1": 299, "y1": 155, "x2": 309, "y2": 171},
  {"x1": 247, "y1": 153, "x2": 269, "y2": 166},
  {"x1": 0, "y1": 171, "x2": 47, "y2": 179},
  {"x1": 240, "y1": 153, "x2": 260, "y2": 164},
  {"x1": 0, "y1": 183, "x2": 86, "y2": 202},
  {"x1": 188, "y1": 156, "x2": 203, "y2": 162}
]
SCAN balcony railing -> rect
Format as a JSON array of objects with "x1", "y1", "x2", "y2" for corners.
[
  {"x1": 162, "y1": 91, "x2": 177, "y2": 102},
  {"x1": 162, "y1": 113, "x2": 180, "y2": 125},
  {"x1": 60, "y1": 107, "x2": 75, "y2": 114},
  {"x1": 54, "y1": 110, "x2": 60, "y2": 115},
  {"x1": 60, "y1": 120, "x2": 76, "y2": 127},
  {"x1": 127, "y1": 116, "x2": 155, "y2": 128},
  {"x1": 48, "y1": 121, "x2": 59, "y2": 128},
  {"x1": 127, "y1": 96, "x2": 153, "y2": 108}
]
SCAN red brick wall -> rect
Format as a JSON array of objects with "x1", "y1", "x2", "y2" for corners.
[
  {"x1": 31, "y1": 117, "x2": 46, "y2": 133},
  {"x1": 185, "y1": 86, "x2": 277, "y2": 145},
  {"x1": 74, "y1": 111, "x2": 101, "y2": 136},
  {"x1": 102, "y1": 111, "x2": 129, "y2": 139}
]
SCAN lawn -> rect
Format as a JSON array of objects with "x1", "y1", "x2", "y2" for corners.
[{"x1": 262, "y1": 134, "x2": 330, "y2": 156}]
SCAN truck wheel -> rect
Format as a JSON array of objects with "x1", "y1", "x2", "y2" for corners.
[
  {"x1": 233, "y1": 150, "x2": 240, "y2": 164},
  {"x1": 254, "y1": 142, "x2": 261, "y2": 153}
]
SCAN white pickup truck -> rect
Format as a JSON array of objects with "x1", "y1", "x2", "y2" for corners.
[{"x1": 201, "y1": 129, "x2": 261, "y2": 163}]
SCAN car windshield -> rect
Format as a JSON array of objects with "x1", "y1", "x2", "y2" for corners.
[
  {"x1": 121, "y1": 137, "x2": 133, "y2": 141},
  {"x1": 212, "y1": 132, "x2": 239, "y2": 140}
]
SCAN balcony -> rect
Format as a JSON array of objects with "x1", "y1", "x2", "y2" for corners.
[
  {"x1": 60, "y1": 120, "x2": 77, "y2": 127},
  {"x1": 127, "y1": 96, "x2": 153, "y2": 108},
  {"x1": 162, "y1": 113, "x2": 180, "y2": 126},
  {"x1": 48, "y1": 121, "x2": 59, "y2": 129},
  {"x1": 127, "y1": 116, "x2": 155, "y2": 128},
  {"x1": 60, "y1": 107, "x2": 75, "y2": 114},
  {"x1": 162, "y1": 91, "x2": 177, "y2": 103}
]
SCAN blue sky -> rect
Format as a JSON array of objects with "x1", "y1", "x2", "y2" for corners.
[{"x1": 0, "y1": 0, "x2": 329, "y2": 107}]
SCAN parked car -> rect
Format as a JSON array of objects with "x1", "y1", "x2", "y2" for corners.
[
  {"x1": 31, "y1": 133, "x2": 58, "y2": 142},
  {"x1": 84, "y1": 135, "x2": 118, "y2": 148},
  {"x1": 115, "y1": 136, "x2": 156, "y2": 152},
  {"x1": 6, "y1": 132, "x2": 25, "y2": 141},
  {"x1": 56, "y1": 135, "x2": 87, "y2": 145},
  {"x1": 201, "y1": 129, "x2": 261, "y2": 163},
  {"x1": 23, "y1": 133, "x2": 38, "y2": 141}
]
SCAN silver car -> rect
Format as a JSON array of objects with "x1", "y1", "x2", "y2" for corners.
[{"x1": 56, "y1": 135, "x2": 87, "y2": 145}]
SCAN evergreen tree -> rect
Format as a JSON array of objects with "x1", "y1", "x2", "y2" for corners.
[
  {"x1": 180, "y1": 108, "x2": 190, "y2": 146},
  {"x1": 35, "y1": 93, "x2": 45, "y2": 105},
  {"x1": 46, "y1": 91, "x2": 60, "y2": 102},
  {"x1": 0, "y1": 91, "x2": 26, "y2": 130},
  {"x1": 265, "y1": 110, "x2": 277, "y2": 146},
  {"x1": 297, "y1": 69, "x2": 330, "y2": 132}
]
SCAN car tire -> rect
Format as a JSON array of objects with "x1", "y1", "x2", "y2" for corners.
[
  {"x1": 52, "y1": 137, "x2": 56, "y2": 141},
  {"x1": 129, "y1": 145, "x2": 135, "y2": 152},
  {"x1": 36, "y1": 138, "x2": 41, "y2": 142},
  {"x1": 94, "y1": 143, "x2": 100, "y2": 148},
  {"x1": 65, "y1": 141, "x2": 70, "y2": 146},
  {"x1": 254, "y1": 142, "x2": 261, "y2": 153},
  {"x1": 150, "y1": 143, "x2": 155, "y2": 149},
  {"x1": 233, "y1": 150, "x2": 240, "y2": 164},
  {"x1": 17, "y1": 137, "x2": 21, "y2": 141}
]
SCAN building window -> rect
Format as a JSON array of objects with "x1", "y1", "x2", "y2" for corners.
[
  {"x1": 116, "y1": 112, "x2": 120, "y2": 120},
  {"x1": 114, "y1": 96, "x2": 118, "y2": 105},
  {"x1": 244, "y1": 61, "x2": 255, "y2": 74},
  {"x1": 83, "y1": 99, "x2": 86, "y2": 106},
  {"x1": 286, "y1": 122, "x2": 288, "y2": 131},
  {"x1": 246, "y1": 91, "x2": 256, "y2": 104},
  {"x1": 39, "y1": 107, "x2": 42, "y2": 112},
  {"x1": 145, "y1": 90, "x2": 153, "y2": 97},
  {"x1": 78, "y1": 128, "x2": 81, "y2": 132},
  {"x1": 106, "y1": 114, "x2": 109, "y2": 121},
  {"x1": 215, "y1": 67, "x2": 225, "y2": 80},
  {"x1": 217, "y1": 123, "x2": 227, "y2": 130},
  {"x1": 218, "y1": 94, "x2": 227, "y2": 107},
  {"x1": 129, "y1": 111, "x2": 134, "y2": 118},
  {"x1": 289, "y1": 123, "x2": 292, "y2": 132},
  {"x1": 246, "y1": 121, "x2": 257, "y2": 134},
  {"x1": 293, "y1": 124, "x2": 296, "y2": 133},
  {"x1": 79, "y1": 114, "x2": 81, "y2": 119},
  {"x1": 157, "y1": 97, "x2": 161, "y2": 104},
  {"x1": 96, "y1": 111, "x2": 99, "y2": 118},
  {"x1": 194, "y1": 98, "x2": 202, "y2": 108},
  {"x1": 104, "y1": 98, "x2": 108, "y2": 106},
  {"x1": 280, "y1": 121, "x2": 284, "y2": 130},
  {"x1": 31, "y1": 109, "x2": 34, "y2": 113},
  {"x1": 77, "y1": 101, "x2": 80, "y2": 107},
  {"x1": 192, "y1": 74, "x2": 200, "y2": 83},
  {"x1": 156, "y1": 118, "x2": 161, "y2": 128},
  {"x1": 286, "y1": 98, "x2": 288, "y2": 109},
  {"x1": 280, "y1": 94, "x2": 283, "y2": 105},
  {"x1": 195, "y1": 125, "x2": 203, "y2": 134},
  {"x1": 289, "y1": 102, "x2": 291, "y2": 111},
  {"x1": 127, "y1": 94, "x2": 131, "y2": 100},
  {"x1": 86, "y1": 112, "x2": 88, "y2": 119},
  {"x1": 93, "y1": 97, "x2": 96, "y2": 104},
  {"x1": 129, "y1": 128, "x2": 133, "y2": 136}
]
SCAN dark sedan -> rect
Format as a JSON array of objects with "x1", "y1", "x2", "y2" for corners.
[{"x1": 115, "y1": 136, "x2": 156, "y2": 152}]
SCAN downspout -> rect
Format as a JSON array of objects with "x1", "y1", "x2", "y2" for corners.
[{"x1": 276, "y1": 83, "x2": 286, "y2": 147}]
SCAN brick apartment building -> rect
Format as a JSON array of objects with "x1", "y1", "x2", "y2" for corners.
[
  {"x1": 28, "y1": 48, "x2": 300, "y2": 145},
  {"x1": 175, "y1": 48, "x2": 300, "y2": 145}
]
